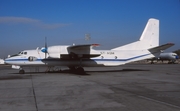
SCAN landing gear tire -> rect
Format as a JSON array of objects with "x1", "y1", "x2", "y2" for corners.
[
  {"x1": 19, "y1": 69, "x2": 25, "y2": 74},
  {"x1": 69, "y1": 66, "x2": 85, "y2": 74},
  {"x1": 76, "y1": 67, "x2": 84, "y2": 73}
]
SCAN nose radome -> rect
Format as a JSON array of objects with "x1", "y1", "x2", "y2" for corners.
[
  {"x1": 4, "y1": 58, "x2": 12, "y2": 64},
  {"x1": 4, "y1": 58, "x2": 8, "y2": 64}
]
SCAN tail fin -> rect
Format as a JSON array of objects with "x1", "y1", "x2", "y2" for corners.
[{"x1": 112, "y1": 18, "x2": 159, "y2": 50}]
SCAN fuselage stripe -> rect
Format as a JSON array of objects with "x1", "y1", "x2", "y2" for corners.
[{"x1": 5, "y1": 53, "x2": 151, "y2": 62}]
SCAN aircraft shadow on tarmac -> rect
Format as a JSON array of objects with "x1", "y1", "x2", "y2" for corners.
[
  {"x1": 0, "y1": 75, "x2": 31, "y2": 80},
  {"x1": 86, "y1": 69, "x2": 150, "y2": 73},
  {"x1": 8, "y1": 68, "x2": 150, "y2": 76}
]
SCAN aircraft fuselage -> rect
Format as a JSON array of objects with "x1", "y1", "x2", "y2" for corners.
[{"x1": 5, "y1": 49, "x2": 154, "y2": 67}]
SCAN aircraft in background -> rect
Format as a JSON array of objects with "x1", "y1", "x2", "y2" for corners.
[
  {"x1": 0, "y1": 59, "x2": 4, "y2": 65},
  {"x1": 5, "y1": 18, "x2": 174, "y2": 74},
  {"x1": 148, "y1": 52, "x2": 179, "y2": 64}
]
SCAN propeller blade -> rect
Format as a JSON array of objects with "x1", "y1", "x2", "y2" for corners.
[{"x1": 45, "y1": 37, "x2": 47, "y2": 59}]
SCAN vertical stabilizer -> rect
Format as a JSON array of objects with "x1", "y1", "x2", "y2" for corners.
[{"x1": 112, "y1": 18, "x2": 159, "y2": 50}]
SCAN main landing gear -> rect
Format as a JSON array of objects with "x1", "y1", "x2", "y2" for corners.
[
  {"x1": 69, "y1": 66, "x2": 85, "y2": 74},
  {"x1": 19, "y1": 68, "x2": 25, "y2": 74}
]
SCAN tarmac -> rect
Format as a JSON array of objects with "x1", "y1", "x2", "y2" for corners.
[{"x1": 0, "y1": 63, "x2": 180, "y2": 111}]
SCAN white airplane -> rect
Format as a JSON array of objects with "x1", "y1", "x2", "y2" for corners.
[
  {"x1": 148, "y1": 52, "x2": 179, "y2": 64},
  {"x1": 5, "y1": 18, "x2": 174, "y2": 74},
  {"x1": 0, "y1": 59, "x2": 4, "y2": 65}
]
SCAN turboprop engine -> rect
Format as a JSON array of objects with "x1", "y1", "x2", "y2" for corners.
[
  {"x1": 47, "y1": 45, "x2": 101, "y2": 59},
  {"x1": 47, "y1": 45, "x2": 69, "y2": 58}
]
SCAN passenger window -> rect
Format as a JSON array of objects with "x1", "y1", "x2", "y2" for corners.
[{"x1": 24, "y1": 52, "x2": 27, "y2": 55}]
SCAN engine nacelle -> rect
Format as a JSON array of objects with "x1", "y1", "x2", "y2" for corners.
[{"x1": 48, "y1": 45, "x2": 69, "y2": 58}]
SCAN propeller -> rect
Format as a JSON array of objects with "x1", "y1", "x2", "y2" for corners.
[
  {"x1": 45, "y1": 37, "x2": 48, "y2": 59},
  {"x1": 40, "y1": 37, "x2": 48, "y2": 65},
  {"x1": 40, "y1": 37, "x2": 48, "y2": 58}
]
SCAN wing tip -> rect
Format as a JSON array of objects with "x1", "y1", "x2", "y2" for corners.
[
  {"x1": 167, "y1": 43, "x2": 174, "y2": 45},
  {"x1": 91, "y1": 44, "x2": 100, "y2": 47}
]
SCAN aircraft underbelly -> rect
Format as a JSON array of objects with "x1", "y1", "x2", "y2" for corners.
[
  {"x1": 45, "y1": 59, "x2": 125, "y2": 67},
  {"x1": 46, "y1": 59, "x2": 102, "y2": 67}
]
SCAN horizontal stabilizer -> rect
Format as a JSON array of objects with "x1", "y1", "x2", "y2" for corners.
[{"x1": 148, "y1": 43, "x2": 174, "y2": 53}]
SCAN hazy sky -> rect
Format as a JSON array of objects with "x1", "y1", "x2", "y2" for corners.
[{"x1": 0, "y1": 0, "x2": 180, "y2": 58}]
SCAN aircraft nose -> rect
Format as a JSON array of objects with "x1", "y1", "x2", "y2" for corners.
[
  {"x1": 4, "y1": 58, "x2": 11, "y2": 64},
  {"x1": 4, "y1": 59, "x2": 8, "y2": 64}
]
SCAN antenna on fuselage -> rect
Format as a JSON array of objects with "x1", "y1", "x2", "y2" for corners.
[{"x1": 85, "y1": 33, "x2": 91, "y2": 41}]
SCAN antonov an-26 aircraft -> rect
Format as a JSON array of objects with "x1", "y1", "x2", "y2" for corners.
[{"x1": 5, "y1": 18, "x2": 174, "y2": 74}]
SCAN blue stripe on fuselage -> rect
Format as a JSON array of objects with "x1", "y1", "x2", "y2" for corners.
[
  {"x1": 5, "y1": 59, "x2": 42, "y2": 61},
  {"x1": 5, "y1": 53, "x2": 151, "y2": 62},
  {"x1": 92, "y1": 53, "x2": 150, "y2": 61}
]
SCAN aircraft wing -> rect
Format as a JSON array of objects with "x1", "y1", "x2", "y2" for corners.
[
  {"x1": 62, "y1": 44, "x2": 101, "y2": 59},
  {"x1": 148, "y1": 43, "x2": 174, "y2": 53},
  {"x1": 68, "y1": 44, "x2": 100, "y2": 50}
]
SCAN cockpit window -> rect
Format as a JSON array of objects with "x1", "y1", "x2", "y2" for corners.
[
  {"x1": 10, "y1": 54, "x2": 18, "y2": 57},
  {"x1": 9, "y1": 51, "x2": 26, "y2": 57},
  {"x1": 16, "y1": 51, "x2": 27, "y2": 55},
  {"x1": 9, "y1": 51, "x2": 28, "y2": 57}
]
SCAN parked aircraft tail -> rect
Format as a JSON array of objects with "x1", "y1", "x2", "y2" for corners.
[{"x1": 112, "y1": 18, "x2": 159, "y2": 50}]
